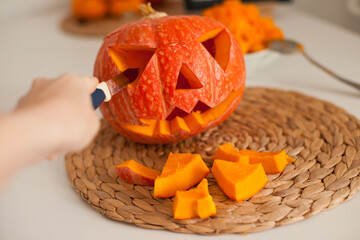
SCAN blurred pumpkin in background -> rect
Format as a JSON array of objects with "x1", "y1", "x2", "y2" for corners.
[
  {"x1": 71, "y1": 0, "x2": 167, "y2": 20},
  {"x1": 72, "y1": 0, "x2": 107, "y2": 20},
  {"x1": 72, "y1": 0, "x2": 153, "y2": 20},
  {"x1": 109, "y1": 0, "x2": 143, "y2": 16},
  {"x1": 203, "y1": 0, "x2": 284, "y2": 54}
]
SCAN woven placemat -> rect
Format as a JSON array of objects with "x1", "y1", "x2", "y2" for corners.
[{"x1": 65, "y1": 87, "x2": 360, "y2": 235}]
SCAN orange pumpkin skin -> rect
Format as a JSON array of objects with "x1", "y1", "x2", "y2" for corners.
[{"x1": 94, "y1": 15, "x2": 246, "y2": 144}]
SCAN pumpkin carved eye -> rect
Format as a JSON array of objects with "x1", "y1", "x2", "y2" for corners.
[
  {"x1": 108, "y1": 46, "x2": 155, "y2": 89},
  {"x1": 198, "y1": 28, "x2": 231, "y2": 71},
  {"x1": 175, "y1": 64, "x2": 203, "y2": 91}
]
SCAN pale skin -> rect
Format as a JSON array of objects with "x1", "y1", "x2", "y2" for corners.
[{"x1": 0, "y1": 73, "x2": 100, "y2": 190}]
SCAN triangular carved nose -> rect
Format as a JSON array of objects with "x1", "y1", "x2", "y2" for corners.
[{"x1": 175, "y1": 64, "x2": 203, "y2": 91}]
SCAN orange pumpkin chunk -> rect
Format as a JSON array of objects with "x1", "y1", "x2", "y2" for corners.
[
  {"x1": 212, "y1": 160, "x2": 268, "y2": 202},
  {"x1": 115, "y1": 160, "x2": 160, "y2": 186},
  {"x1": 173, "y1": 178, "x2": 216, "y2": 219},
  {"x1": 213, "y1": 143, "x2": 295, "y2": 174},
  {"x1": 203, "y1": 0, "x2": 284, "y2": 54},
  {"x1": 170, "y1": 116, "x2": 191, "y2": 134},
  {"x1": 212, "y1": 142, "x2": 249, "y2": 164},
  {"x1": 154, "y1": 153, "x2": 210, "y2": 198},
  {"x1": 239, "y1": 149, "x2": 295, "y2": 174}
]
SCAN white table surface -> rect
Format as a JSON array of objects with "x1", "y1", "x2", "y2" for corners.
[{"x1": 1, "y1": 3, "x2": 360, "y2": 240}]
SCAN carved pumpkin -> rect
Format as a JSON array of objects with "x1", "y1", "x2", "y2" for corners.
[{"x1": 94, "y1": 5, "x2": 246, "y2": 144}]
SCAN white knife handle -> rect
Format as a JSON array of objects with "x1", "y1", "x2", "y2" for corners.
[{"x1": 97, "y1": 82, "x2": 112, "y2": 102}]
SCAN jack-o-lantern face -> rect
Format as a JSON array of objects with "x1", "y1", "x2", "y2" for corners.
[{"x1": 94, "y1": 15, "x2": 246, "y2": 144}]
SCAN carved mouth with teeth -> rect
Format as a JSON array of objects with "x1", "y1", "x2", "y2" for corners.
[{"x1": 95, "y1": 16, "x2": 246, "y2": 144}]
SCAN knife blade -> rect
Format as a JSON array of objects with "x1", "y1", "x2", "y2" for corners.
[{"x1": 91, "y1": 73, "x2": 132, "y2": 109}]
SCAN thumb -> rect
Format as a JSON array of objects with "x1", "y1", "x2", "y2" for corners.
[{"x1": 84, "y1": 76, "x2": 99, "y2": 93}]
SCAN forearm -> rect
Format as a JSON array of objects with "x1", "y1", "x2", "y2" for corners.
[
  {"x1": 0, "y1": 74, "x2": 99, "y2": 190},
  {"x1": 0, "y1": 108, "x2": 61, "y2": 189}
]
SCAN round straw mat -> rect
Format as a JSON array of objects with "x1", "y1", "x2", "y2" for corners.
[{"x1": 65, "y1": 87, "x2": 360, "y2": 235}]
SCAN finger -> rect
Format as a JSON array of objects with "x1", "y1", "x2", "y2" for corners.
[
  {"x1": 59, "y1": 72, "x2": 77, "y2": 80},
  {"x1": 59, "y1": 73, "x2": 98, "y2": 92},
  {"x1": 31, "y1": 78, "x2": 49, "y2": 92},
  {"x1": 34, "y1": 78, "x2": 49, "y2": 85},
  {"x1": 84, "y1": 76, "x2": 99, "y2": 93},
  {"x1": 33, "y1": 78, "x2": 43, "y2": 86},
  {"x1": 16, "y1": 95, "x2": 26, "y2": 109}
]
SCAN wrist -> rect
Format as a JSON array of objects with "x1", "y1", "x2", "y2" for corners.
[{"x1": 8, "y1": 105, "x2": 65, "y2": 164}]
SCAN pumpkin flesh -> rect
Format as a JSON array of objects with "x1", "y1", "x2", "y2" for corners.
[
  {"x1": 173, "y1": 178, "x2": 216, "y2": 219},
  {"x1": 213, "y1": 143, "x2": 296, "y2": 174},
  {"x1": 212, "y1": 142, "x2": 249, "y2": 164},
  {"x1": 154, "y1": 153, "x2": 210, "y2": 198},
  {"x1": 212, "y1": 160, "x2": 268, "y2": 202},
  {"x1": 239, "y1": 149, "x2": 295, "y2": 174}
]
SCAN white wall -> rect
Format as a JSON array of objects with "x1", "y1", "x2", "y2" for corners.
[
  {"x1": 0, "y1": 0, "x2": 67, "y2": 19},
  {"x1": 293, "y1": 0, "x2": 360, "y2": 34}
]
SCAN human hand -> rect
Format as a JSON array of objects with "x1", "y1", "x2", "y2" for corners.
[{"x1": 16, "y1": 73, "x2": 100, "y2": 160}]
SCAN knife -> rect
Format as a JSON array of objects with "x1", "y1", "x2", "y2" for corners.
[{"x1": 91, "y1": 73, "x2": 132, "y2": 109}]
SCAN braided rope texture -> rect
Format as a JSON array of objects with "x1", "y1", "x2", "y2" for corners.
[{"x1": 65, "y1": 87, "x2": 360, "y2": 235}]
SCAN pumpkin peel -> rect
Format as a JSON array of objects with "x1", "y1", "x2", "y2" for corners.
[
  {"x1": 154, "y1": 153, "x2": 209, "y2": 198},
  {"x1": 115, "y1": 160, "x2": 160, "y2": 186}
]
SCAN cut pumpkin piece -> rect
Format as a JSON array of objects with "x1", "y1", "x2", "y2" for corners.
[
  {"x1": 173, "y1": 178, "x2": 216, "y2": 220},
  {"x1": 154, "y1": 153, "x2": 210, "y2": 198},
  {"x1": 170, "y1": 116, "x2": 191, "y2": 134},
  {"x1": 184, "y1": 111, "x2": 205, "y2": 132},
  {"x1": 239, "y1": 149, "x2": 295, "y2": 174},
  {"x1": 212, "y1": 142, "x2": 249, "y2": 165},
  {"x1": 114, "y1": 87, "x2": 245, "y2": 144},
  {"x1": 212, "y1": 160, "x2": 268, "y2": 202},
  {"x1": 115, "y1": 160, "x2": 160, "y2": 186}
]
